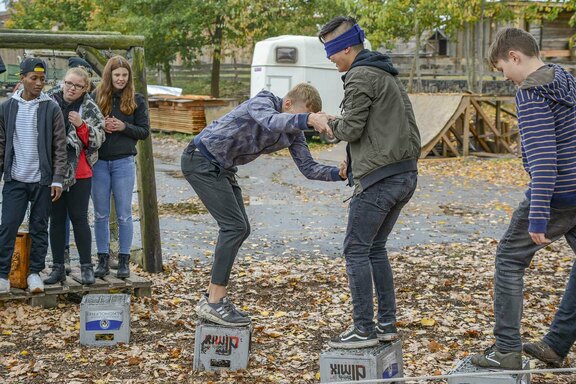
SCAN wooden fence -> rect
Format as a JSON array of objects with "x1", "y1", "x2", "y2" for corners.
[{"x1": 148, "y1": 63, "x2": 251, "y2": 85}]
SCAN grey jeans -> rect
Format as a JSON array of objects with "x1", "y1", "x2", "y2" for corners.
[
  {"x1": 181, "y1": 148, "x2": 250, "y2": 286},
  {"x1": 494, "y1": 199, "x2": 576, "y2": 353},
  {"x1": 344, "y1": 171, "x2": 418, "y2": 332}
]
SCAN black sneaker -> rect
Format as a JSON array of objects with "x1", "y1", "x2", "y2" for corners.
[
  {"x1": 196, "y1": 296, "x2": 251, "y2": 327},
  {"x1": 328, "y1": 325, "x2": 378, "y2": 349},
  {"x1": 376, "y1": 323, "x2": 398, "y2": 341},
  {"x1": 470, "y1": 344, "x2": 522, "y2": 370},
  {"x1": 523, "y1": 340, "x2": 563, "y2": 368}
]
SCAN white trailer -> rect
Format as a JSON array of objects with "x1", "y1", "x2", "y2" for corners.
[{"x1": 250, "y1": 35, "x2": 370, "y2": 142}]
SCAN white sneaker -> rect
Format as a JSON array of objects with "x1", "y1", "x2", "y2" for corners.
[
  {"x1": 27, "y1": 273, "x2": 44, "y2": 293},
  {"x1": 0, "y1": 277, "x2": 10, "y2": 294}
]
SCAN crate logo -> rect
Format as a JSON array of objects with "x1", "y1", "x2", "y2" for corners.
[
  {"x1": 330, "y1": 364, "x2": 366, "y2": 380},
  {"x1": 85, "y1": 310, "x2": 123, "y2": 331},
  {"x1": 383, "y1": 363, "x2": 399, "y2": 378},
  {"x1": 201, "y1": 335, "x2": 239, "y2": 356}
]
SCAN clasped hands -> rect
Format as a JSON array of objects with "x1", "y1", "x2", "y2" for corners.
[
  {"x1": 308, "y1": 112, "x2": 337, "y2": 139},
  {"x1": 104, "y1": 116, "x2": 126, "y2": 134}
]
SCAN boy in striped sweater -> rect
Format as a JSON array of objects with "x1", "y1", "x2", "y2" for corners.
[
  {"x1": 0, "y1": 58, "x2": 67, "y2": 294},
  {"x1": 472, "y1": 28, "x2": 576, "y2": 369}
]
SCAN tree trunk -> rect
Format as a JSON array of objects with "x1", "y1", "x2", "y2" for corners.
[
  {"x1": 163, "y1": 60, "x2": 172, "y2": 87},
  {"x1": 210, "y1": 15, "x2": 223, "y2": 98},
  {"x1": 408, "y1": 18, "x2": 420, "y2": 93}
]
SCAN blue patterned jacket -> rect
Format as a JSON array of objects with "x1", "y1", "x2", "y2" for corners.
[{"x1": 191, "y1": 90, "x2": 341, "y2": 181}]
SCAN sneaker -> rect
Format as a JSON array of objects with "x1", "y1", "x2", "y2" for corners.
[
  {"x1": 27, "y1": 273, "x2": 45, "y2": 293},
  {"x1": 523, "y1": 340, "x2": 563, "y2": 368},
  {"x1": 0, "y1": 278, "x2": 10, "y2": 294},
  {"x1": 470, "y1": 344, "x2": 522, "y2": 370},
  {"x1": 198, "y1": 293, "x2": 249, "y2": 317},
  {"x1": 328, "y1": 325, "x2": 378, "y2": 349},
  {"x1": 376, "y1": 322, "x2": 398, "y2": 341},
  {"x1": 196, "y1": 296, "x2": 251, "y2": 327}
]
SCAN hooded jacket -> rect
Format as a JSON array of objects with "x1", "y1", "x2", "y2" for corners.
[
  {"x1": 516, "y1": 64, "x2": 576, "y2": 233},
  {"x1": 190, "y1": 90, "x2": 341, "y2": 181},
  {"x1": 328, "y1": 49, "x2": 421, "y2": 192},
  {"x1": 0, "y1": 90, "x2": 67, "y2": 186},
  {"x1": 48, "y1": 87, "x2": 106, "y2": 190}
]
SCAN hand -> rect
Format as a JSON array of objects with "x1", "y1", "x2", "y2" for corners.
[
  {"x1": 339, "y1": 159, "x2": 347, "y2": 180},
  {"x1": 529, "y1": 232, "x2": 551, "y2": 245},
  {"x1": 51, "y1": 186, "x2": 62, "y2": 202},
  {"x1": 69, "y1": 111, "x2": 83, "y2": 128},
  {"x1": 104, "y1": 116, "x2": 126, "y2": 133},
  {"x1": 307, "y1": 113, "x2": 334, "y2": 138}
]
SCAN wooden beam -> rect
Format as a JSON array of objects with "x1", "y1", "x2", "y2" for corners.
[
  {"x1": 0, "y1": 32, "x2": 144, "y2": 50},
  {"x1": 482, "y1": 100, "x2": 517, "y2": 118},
  {"x1": 541, "y1": 49, "x2": 571, "y2": 58},
  {"x1": 0, "y1": 29, "x2": 122, "y2": 35},
  {"x1": 75, "y1": 45, "x2": 108, "y2": 77},
  {"x1": 469, "y1": 124, "x2": 492, "y2": 152},
  {"x1": 463, "y1": 104, "x2": 471, "y2": 156},
  {"x1": 132, "y1": 46, "x2": 163, "y2": 274},
  {"x1": 442, "y1": 134, "x2": 460, "y2": 157},
  {"x1": 471, "y1": 98, "x2": 515, "y2": 153}
]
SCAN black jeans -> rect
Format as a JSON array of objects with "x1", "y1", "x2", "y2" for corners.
[
  {"x1": 344, "y1": 171, "x2": 417, "y2": 332},
  {"x1": 0, "y1": 180, "x2": 52, "y2": 278},
  {"x1": 493, "y1": 199, "x2": 576, "y2": 354},
  {"x1": 50, "y1": 178, "x2": 92, "y2": 265},
  {"x1": 181, "y1": 149, "x2": 250, "y2": 286}
]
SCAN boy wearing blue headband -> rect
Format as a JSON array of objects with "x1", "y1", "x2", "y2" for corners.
[{"x1": 316, "y1": 16, "x2": 421, "y2": 349}]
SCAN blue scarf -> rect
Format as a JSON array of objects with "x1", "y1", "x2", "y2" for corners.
[{"x1": 323, "y1": 24, "x2": 365, "y2": 58}]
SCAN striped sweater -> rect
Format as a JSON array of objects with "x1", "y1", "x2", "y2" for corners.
[{"x1": 516, "y1": 64, "x2": 576, "y2": 233}]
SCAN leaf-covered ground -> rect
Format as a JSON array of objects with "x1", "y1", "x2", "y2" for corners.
[
  {"x1": 1, "y1": 240, "x2": 575, "y2": 383},
  {"x1": 2, "y1": 150, "x2": 575, "y2": 383}
]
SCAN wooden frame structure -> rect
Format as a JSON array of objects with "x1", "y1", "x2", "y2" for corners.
[
  {"x1": 420, "y1": 95, "x2": 518, "y2": 158},
  {"x1": 0, "y1": 29, "x2": 162, "y2": 273}
]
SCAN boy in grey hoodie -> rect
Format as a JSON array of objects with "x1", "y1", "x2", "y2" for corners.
[
  {"x1": 181, "y1": 83, "x2": 345, "y2": 326},
  {"x1": 0, "y1": 58, "x2": 67, "y2": 294}
]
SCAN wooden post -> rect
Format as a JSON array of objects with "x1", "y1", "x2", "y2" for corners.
[
  {"x1": 131, "y1": 47, "x2": 163, "y2": 273},
  {"x1": 495, "y1": 100, "x2": 502, "y2": 152},
  {"x1": 463, "y1": 99, "x2": 471, "y2": 156}
]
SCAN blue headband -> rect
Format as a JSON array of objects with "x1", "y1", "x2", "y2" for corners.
[{"x1": 323, "y1": 24, "x2": 365, "y2": 58}]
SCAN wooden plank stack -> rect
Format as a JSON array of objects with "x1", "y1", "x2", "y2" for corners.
[{"x1": 148, "y1": 95, "x2": 232, "y2": 135}]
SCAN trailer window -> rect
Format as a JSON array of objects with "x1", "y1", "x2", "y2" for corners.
[{"x1": 276, "y1": 47, "x2": 297, "y2": 64}]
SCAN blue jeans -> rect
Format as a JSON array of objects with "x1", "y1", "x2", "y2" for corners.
[
  {"x1": 91, "y1": 157, "x2": 136, "y2": 255},
  {"x1": 494, "y1": 199, "x2": 576, "y2": 354},
  {"x1": 344, "y1": 171, "x2": 417, "y2": 332}
]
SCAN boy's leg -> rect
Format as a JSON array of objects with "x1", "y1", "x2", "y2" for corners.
[
  {"x1": 49, "y1": 190, "x2": 68, "y2": 265},
  {"x1": 0, "y1": 181, "x2": 30, "y2": 279},
  {"x1": 371, "y1": 172, "x2": 417, "y2": 327},
  {"x1": 91, "y1": 160, "x2": 112, "y2": 254},
  {"x1": 542, "y1": 224, "x2": 576, "y2": 358},
  {"x1": 182, "y1": 150, "x2": 250, "y2": 325},
  {"x1": 474, "y1": 201, "x2": 576, "y2": 368},
  {"x1": 27, "y1": 183, "x2": 52, "y2": 275}
]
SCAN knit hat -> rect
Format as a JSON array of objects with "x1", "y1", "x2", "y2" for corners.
[{"x1": 20, "y1": 57, "x2": 47, "y2": 75}]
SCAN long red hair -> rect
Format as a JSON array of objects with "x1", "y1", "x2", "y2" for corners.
[{"x1": 96, "y1": 55, "x2": 137, "y2": 116}]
